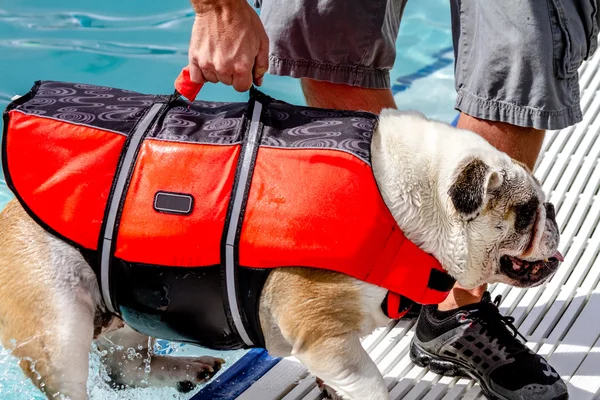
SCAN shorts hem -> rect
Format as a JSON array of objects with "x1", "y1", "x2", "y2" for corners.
[
  {"x1": 455, "y1": 90, "x2": 583, "y2": 131},
  {"x1": 269, "y1": 55, "x2": 391, "y2": 89}
]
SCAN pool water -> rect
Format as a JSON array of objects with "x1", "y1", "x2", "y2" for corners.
[{"x1": 0, "y1": 0, "x2": 454, "y2": 398}]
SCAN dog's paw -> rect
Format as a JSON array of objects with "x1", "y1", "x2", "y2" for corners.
[
  {"x1": 174, "y1": 356, "x2": 225, "y2": 393},
  {"x1": 191, "y1": 356, "x2": 226, "y2": 381},
  {"x1": 316, "y1": 377, "x2": 344, "y2": 400}
]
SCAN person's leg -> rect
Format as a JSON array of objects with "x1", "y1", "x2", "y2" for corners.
[
  {"x1": 258, "y1": 0, "x2": 407, "y2": 112},
  {"x1": 301, "y1": 79, "x2": 396, "y2": 114},
  {"x1": 411, "y1": 1, "x2": 598, "y2": 398},
  {"x1": 256, "y1": 1, "x2": 405, "y2": 397},
  {"x1": 440, "y1": 0, "x2": 596, "y2": 310},
  {"x1": 456, "y1": 115, "x2": 545, "y2": 171}
]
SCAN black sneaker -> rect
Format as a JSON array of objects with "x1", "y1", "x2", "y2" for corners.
[{"x1": 410, "y1": 292, "x2": 568, "y2": 400}]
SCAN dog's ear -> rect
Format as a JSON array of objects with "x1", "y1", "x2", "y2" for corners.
[{"x1": 448, "y1": 158, "x2": 503, "y2": 220}]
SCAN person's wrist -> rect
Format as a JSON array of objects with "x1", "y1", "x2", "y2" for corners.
[{"x1": 191, "y1": 0, "x2": 244, "y2": 15}]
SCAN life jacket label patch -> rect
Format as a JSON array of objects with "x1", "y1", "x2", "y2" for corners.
[{"x1": 153, "y1": 192, "x2": 194, "y2": 215}]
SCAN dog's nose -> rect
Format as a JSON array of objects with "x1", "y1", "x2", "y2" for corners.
[{"x1": 544, "y1": 202, "x2": 556, "y2": 220}]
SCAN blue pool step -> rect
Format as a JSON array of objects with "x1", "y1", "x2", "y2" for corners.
[{"x1": 191, "y1": 349, "x2": 280, "y2": 400}]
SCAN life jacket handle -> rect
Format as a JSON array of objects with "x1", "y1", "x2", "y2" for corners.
[{"x1": 174, "y1": 66, "x2": 204, "y2": 102}]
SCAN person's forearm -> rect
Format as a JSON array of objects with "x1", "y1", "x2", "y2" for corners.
[{"x1": 190, "y1": 0, "x2": 242, "y2": 14}]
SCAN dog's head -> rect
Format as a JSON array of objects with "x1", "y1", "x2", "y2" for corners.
[{"x1": 446, "y1": 154, "x2": 562, "y2": 289}]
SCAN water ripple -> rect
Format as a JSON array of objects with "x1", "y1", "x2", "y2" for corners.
[
  {"x1": 0, "y1": 39, "x2": 187, "y2": 56},
  {"x1": 0, "y1": 9, "x2": 194, "y2": 30},
  {"x1": 0, "y1": 93, "x2": 15, "y2": 103}
]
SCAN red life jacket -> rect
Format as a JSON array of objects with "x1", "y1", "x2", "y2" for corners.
[{"x1": 2, "y1": 77, "x2": 454, "y2": 349}]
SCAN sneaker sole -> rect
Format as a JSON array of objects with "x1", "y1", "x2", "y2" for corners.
[{"x1": 410, "y1": 341, "x2": 568, "y2": 400}]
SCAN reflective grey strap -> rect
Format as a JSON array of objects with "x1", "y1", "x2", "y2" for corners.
[
  {"x1": 100, "y1": 103, "x2": 163, "y2": 314},
  {"x1": 225, "y1": 101, "x2": 263, "y2": 347}
]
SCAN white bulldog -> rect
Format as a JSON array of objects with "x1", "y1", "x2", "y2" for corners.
[{"x1": 0, "y1": 109, "x2": 561, "y2": 400}]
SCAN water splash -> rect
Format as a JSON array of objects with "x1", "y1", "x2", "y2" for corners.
[
  {"x1": 0, "y1": 346, "x2": 45, "y2": 399},
  {"x1": 0, "y1": 337, "x2": 247, "y2": 399}
]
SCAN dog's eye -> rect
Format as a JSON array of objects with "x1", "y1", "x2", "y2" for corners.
[{"x1": 513, "y1": 198, "x2": 539, "y2": 233}]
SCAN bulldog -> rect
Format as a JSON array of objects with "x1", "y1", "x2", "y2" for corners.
[{"x1": 0, "y1": 81, "x2": 561, "y2": 400}]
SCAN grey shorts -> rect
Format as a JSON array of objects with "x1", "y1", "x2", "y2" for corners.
[{"x1": 255, "y1": 0, "x2": 600, "y2": 130}]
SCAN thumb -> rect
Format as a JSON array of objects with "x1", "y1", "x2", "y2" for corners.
[{"x1": 188, "y1": 62, "x2": 207, "y2": 85}]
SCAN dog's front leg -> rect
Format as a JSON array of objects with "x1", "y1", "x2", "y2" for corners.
[
  {"x1": 0, "y1": 289, "x2": 95, "y2": 400},
  {"x1": 292, "y1": 332, "x2": 388, "y2": 400},
  {"x1": 0, "y1": 201, "x2": 98, "y2": 400},
  {"x1": 97, "y1": 326, "x2": 224, "y2": 393}
]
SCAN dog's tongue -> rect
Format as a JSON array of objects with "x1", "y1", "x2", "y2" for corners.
[{"x1": 553, "y1": 251, "x2": 564, "y2": 262}]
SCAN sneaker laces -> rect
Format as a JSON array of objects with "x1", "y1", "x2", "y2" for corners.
[{"x1": 467, "y1": 293, "x2": 529, "y2": 358}]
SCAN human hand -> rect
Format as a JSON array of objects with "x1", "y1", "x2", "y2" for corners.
[{"x1": 188, "y1": 0, "x2": 269, "y2": 92}]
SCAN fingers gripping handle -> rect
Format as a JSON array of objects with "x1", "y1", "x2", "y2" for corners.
[{"x1": 174, "y1": 66, "x2": 204, "y2": 101}]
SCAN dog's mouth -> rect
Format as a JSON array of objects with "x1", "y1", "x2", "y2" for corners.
[{"x1": 499, "y1": 251, "x2": 564, "y2": 284}]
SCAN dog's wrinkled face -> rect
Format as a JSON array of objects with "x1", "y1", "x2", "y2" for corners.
[{"x1": 447, "y1": 156, "x2": 562, "y2": 289}]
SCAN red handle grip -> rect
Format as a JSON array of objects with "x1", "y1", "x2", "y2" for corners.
[{"x1": 174, "y1": 66, "x2": 204, "y2": 101}]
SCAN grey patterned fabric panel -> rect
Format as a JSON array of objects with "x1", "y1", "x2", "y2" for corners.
[
  {"x1": 261, "y1": 100, "x2": 377, "y2": 165},
  {"x1": 11, "y1": 81, "x2": 378, "y2": 163},
  {"x1": 12, "y1": 81, "x2": 159, "y2": 136},
  {"x1": 148, "y1": 100, "x2": 247, "y2": 145}
]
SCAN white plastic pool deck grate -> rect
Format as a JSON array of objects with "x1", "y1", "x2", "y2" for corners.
[{"x1": 232, "y1": 51, "x2": 600, "y2": 400}]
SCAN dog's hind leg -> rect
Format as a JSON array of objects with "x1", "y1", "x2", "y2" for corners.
[
  {"x1": 0, "y1": 200, "x2": 98, "y2": 399},
  {"x1": 97, "y1": 326, "x2": 224, "y2": 394},
  {"x1": 262, "y1": 268, "x2": 389, "y2": 400},
  {"x1": 292, "y1": 333, "x2": 388, "y2": 400}
]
